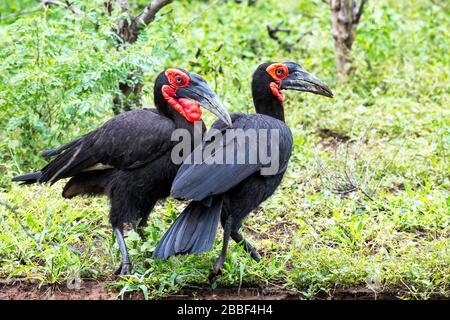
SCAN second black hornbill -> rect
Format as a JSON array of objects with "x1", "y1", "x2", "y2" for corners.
[
  {"x1": 12, "y1": 68, "x2": 231, "y2": 275},
  {"x1": 153, "y1": 62, "x2": 333, "y2": 277}
]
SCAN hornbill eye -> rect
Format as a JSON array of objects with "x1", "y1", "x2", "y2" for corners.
[
  {"x1": 276, "y1": 69, "x2": 284, "y2": 76},
  {"x1": 175, "y1": 76, "x2": 183, "y2": 84}
]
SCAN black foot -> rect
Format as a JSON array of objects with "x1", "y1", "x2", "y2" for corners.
[
  {"x1": 137, "y1": 229, "x2": 147, "y2": 241},
  {"x1": 208, "y1": 267, "x2": 223, "y2": 282},
  {"x1": 115, "y1": 262, "x2": 132, "y2": 276},
  {"x1": 209, "y1": 257, "x2": 225, "y2": 281},
  {"x1": 251, "y1": 250, "x2": 261, "y2": 262}
]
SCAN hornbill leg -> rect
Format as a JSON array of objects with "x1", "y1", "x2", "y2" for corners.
[
  {"x1": 209, "y1": 215, "x2": 232, "y2": 280},
  {"x1": 137, "y1": 204, "x2": 154, "y2": 241},
  {"x1": 137, "y1": 216, "x2": 148, "y2": 240},
  {"x1": 114, "y1": 227, "x2": 132, "y2": 275},
  {"x1": 230, "y1": 230, "x2": 261, "y2": 262}
]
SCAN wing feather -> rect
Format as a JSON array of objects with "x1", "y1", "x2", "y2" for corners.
[
  {"x1": 171, "y1": 113, "x2": 292, "y2": 201},
  {"x1": 40, "y1": 109, "x2": 175, "y2": 183}
]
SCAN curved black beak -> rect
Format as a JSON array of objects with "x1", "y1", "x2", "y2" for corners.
[
  {"x1": 280, "y1": 66, "x2": 333, "y2": 98},
  {"x1": 176, "y1": 73, "x2": 233, "y2": 127}
]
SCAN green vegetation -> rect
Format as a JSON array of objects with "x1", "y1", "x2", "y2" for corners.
[{"x1": 0, "y1": 0, "x2": 449, "y2": 299}]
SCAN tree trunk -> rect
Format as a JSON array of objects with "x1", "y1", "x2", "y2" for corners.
[
  {"x1": 106, "y1": 0, "x2": 173, "y2": 114},
  {"x1": 330, "y1": 0, "x2": 367, "y2": 80},
  {"x1": 113, "y1": 20, "x2": 143, "y2": 114},
  {"x1": 112, "y1": 72, "x2": 144, "y2": 114}
]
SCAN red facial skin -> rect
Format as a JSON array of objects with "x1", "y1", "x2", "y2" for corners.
[
  {"x1": 162, "y1": 69, "x2": 202, "y2": 123},
  {"x1": 269, "y1": 82, "x2": 285, "y2": 103},
  {"x1": 266, "y1": 63, "x2": 289, "y2": 104}
]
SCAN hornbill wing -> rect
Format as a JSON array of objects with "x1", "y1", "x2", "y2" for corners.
[
  {"x1": 40, "y1": 109, "x2": 176, "y2": 183},
  {"x1": 171, "y1": 113, "x2": 293, "y2": 201}
]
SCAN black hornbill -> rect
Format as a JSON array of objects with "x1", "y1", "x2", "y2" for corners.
[
  {"x1": 152, "y1": 62, "x2": 333, "y2": 277},
  {"x1": 12, "y1": 68, "x2": 232, "y2": 275}
]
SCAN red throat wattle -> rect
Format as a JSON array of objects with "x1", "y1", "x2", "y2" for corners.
[
  {"x1": 269, "y1": 82, "x2": 285, "y2": 103},
  {"x1": 162, "y1": 85, "x2": 202, "y2": 123}
]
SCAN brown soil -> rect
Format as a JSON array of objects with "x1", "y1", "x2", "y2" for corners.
[
  {"x1": 149, "y1": 285, "x2": 298, "y2": 300},
  {"x1": 0, "y1": 279, "x2": 115, "y2": 300},
  {"x1": 1, "y1": 279, "x2": 447, "y2": 300},
  {"x1": 316, "y1": 128, "x2": 351, "y2": 152},
  {"x1": 0, "y1": 279, "x2": 297, "y2": 300}
]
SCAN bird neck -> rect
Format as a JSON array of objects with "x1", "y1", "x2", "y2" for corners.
[
  {"x1": 171, "y1": 114, "x2": 206, "y2": 152},
  {"x1": 154, "y1": 93, "x2": 206, "y2": 151},
  {"x1": 172, "y1": 111, "x2": 198, "y2": 130},
  {"x1": 154, "y1": 87, "x2": 198, "y2": 130},
  {"x1": 252, "y1": 84, "x2": 285, "y2": 122}
]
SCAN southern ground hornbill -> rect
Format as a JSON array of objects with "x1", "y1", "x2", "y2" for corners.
[
  {"x1": 12, "y1": 68, "x2": 231, "y2": 275},
  {"x1": 152, "y1": 62, "x2": 333, "y2": 277}
]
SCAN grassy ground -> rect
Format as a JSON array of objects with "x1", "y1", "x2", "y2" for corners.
[{"x1": 0, "y1": 0, "x2": 449, "y2": 299}]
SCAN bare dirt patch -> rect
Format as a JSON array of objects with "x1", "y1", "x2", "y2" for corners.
[
  {"x1": 1, "y1": 279, "x2": 448, "y2": 300},
  {"x1": 316, "y1": 128, "x2": 351, "y2": 152},
  {"x1": 0, "y1": 279, "x2": 115, "y2": 300},
  {"x1": 125, "y1": 285, "x2": 299, "y2": 300},
  {"x1": 0, "y1": 279, "x2": 298, "y2": 300}
]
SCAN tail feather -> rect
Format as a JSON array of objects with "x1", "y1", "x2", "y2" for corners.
[
  {"x1": 11, "y1": 172, "x2": 42, "y2": 185},
  {"x1": 40, "y1": 145, "x2": 91, "y2": 183},
  {"x1": 41, "y1": 137, "x2": 83, "y2": 158},
  {"x1": 153, "y1": 196, "x2": 223, "y2": 260}
]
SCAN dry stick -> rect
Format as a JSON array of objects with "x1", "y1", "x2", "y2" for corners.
[
  {"x1": 316, "y1": 142, "x2": 349, "y2": 194},
  {"x1": 347, "y1": 120, "x2": 377, "y2": 200},
  {"x1": 315, "y1": 151, "x2": 335, "y2": 191},
  {"x1": 41, "y1": 0, "x2": 84, "y2": 15},
  {"x1": 267, "y1": 24, "x2": 312, "y2": 51},
  {"x1": 315, "y1": 119, "x2": 378, "y2": 201},
  {"x1": 266, "y1": 25, "x2": 291, "y2": 41},
  {"x1": 295, "y1": 30, "x2": 313, "y2": 42},
  {"x1": 0, "y1": 0, "x2": 83, "y2": 21},
  {"x1": 372, "y1": 139, "x2": 405, "y2": 195},
  {"x1": 342, "y1": 143, "x2": 359, "y2": 193},
  {"x1": 0, "y1": 6, "x2": 42, "y2": 21}
]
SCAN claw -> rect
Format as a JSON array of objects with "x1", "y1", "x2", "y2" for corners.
[
  {"x1": 115, "y1": 262, "x2": 132, "y2": 276},
  {"x1": 138, "y1": 229, "x2": 147, "y2": 241},
  {"x1": 251, "y1": 250, "x2": 261, "y2": 262},
  {"x1": 208, "y1": 267, "x2": 223, "y2": 282}
]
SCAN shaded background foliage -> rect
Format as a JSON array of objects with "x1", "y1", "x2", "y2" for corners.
[
  {"x1": 0, "y1": 0, "x2": 449, "y2": 299},
  {"x1": 1, "y1": 1, "x2": 447, "y2": 189}
]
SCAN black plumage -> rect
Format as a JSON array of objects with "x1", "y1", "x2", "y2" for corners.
[
  {"x1": 153, "y1": 62, "x2": 333, "y2": 277},
  {"x1": 12, "y1": 69, "x2": 231, "y2": 275}
]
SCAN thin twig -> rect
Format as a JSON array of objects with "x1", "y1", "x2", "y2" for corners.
[
  {"x1": 353, "y1": 0, "x2": 367, "y2": 25},
  {"x1": 372, "y1": 140, "x2": 405, "y2": 194},
  {"x1": 266, "y1": 25, "x2": 291, "y2": 41},
  {"x1": 41, "y1": 0, "x2": 84, "y2": 15},
  {"x1": 0, "y1": 6, "x2": 42, "y2": 21},
  {"x1": 165, "y1": 0, "x2": 221, "y2": 50},
  {"x1": 0, "y1": 0, "x2": 84, "y2": 21}
]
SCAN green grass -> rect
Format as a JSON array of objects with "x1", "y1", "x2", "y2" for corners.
[{"x1": 0, "y1": 0, "x2": 449, "y2": 299}]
